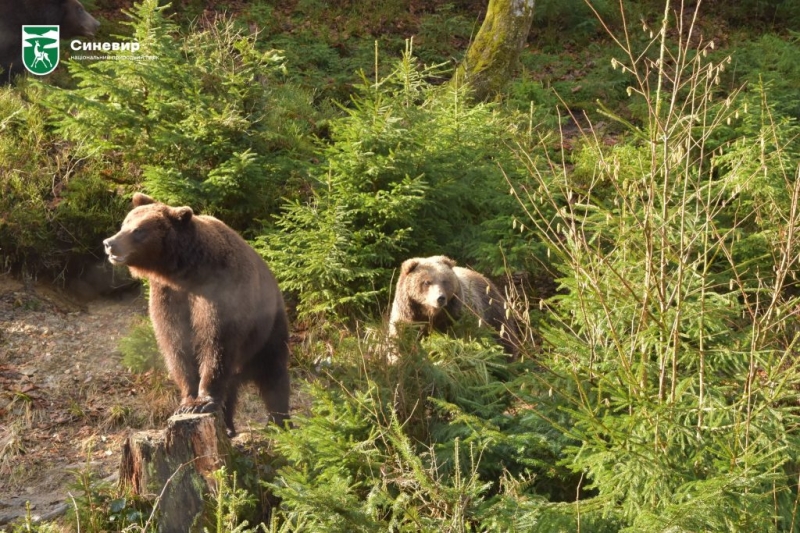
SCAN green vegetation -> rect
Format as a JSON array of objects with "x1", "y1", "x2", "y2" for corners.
[
  {"x1": 3, "y1": 0, "x2": 800, "y2": 531},
  {"x1": 45, "y1": 1, "x2": 319, "y2": 233},
  {"x1": 0, "y1": 84, "x2": 127, "y2": 274},
  {"x1": 118, "y1": 316, "x2": 162, "y2": 372},
  {"x1": 258, "y1": 41, "x2": 528, "y2": 321}
]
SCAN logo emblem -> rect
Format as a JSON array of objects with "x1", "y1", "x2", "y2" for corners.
[{"x1": 22, "y1": 25, "x2": 60, "y2": 76}]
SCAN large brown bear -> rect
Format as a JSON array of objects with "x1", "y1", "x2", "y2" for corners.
[
  {"x1": 0, "y1": 0, "x2": 100, "y2": 82},
  {"x1": 103, "y1": 193, "x2": 290, "y2": 436},
  {"x1": 388, "y1": 255, "x2": 521, "y2": 357}
]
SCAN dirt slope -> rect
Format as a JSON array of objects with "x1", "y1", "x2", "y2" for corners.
[{"x1": 0, "y1": 273, "x2": 152, "y2": 526}]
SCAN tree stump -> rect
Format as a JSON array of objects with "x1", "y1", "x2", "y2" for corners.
[{"x1": 119, "y1": 412, "x2": 232, "y2": 533}]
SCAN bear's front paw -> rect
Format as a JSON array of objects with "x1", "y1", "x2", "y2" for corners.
[{"x1": 175, "y1": 396, "x2": 221, "y2": 415}]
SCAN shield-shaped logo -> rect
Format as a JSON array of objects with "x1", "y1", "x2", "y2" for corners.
[{"x1": 22, "y1": 25, "x2": 60, "y2": 76}]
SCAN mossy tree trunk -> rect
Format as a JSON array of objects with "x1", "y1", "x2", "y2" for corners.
[{"x1": 452, "y1": 0, "x2": 536, "y2": 101}]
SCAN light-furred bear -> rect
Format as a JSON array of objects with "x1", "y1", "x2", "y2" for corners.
[
  {"x1": 389, "y1": 255, "x2": 520, "y2": 357},
  {"x1": 103, "y1": 193, "x2": 290, "y2": 436}
]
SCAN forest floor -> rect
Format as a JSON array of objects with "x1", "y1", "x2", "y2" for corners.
[{"x1": 0, "y1": 273, "x2": 279, "y2": 528}]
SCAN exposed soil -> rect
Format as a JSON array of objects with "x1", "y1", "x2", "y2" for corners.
[
  {"x1": 0, "y1": 273, "x2": 149, "y2": 526},
  {"x1": 0, "y1": 273, "x2": 279, "y2": 528}
]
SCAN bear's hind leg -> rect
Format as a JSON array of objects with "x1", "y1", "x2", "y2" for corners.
[
  {"x1": 260, "y1": 367, "x2": 290, "y2": 427},
  {"x1": 248, "y1": 340, "x2": 291, "y2": 428},
  {"x1": 221, "y1": 380, "x2": 240, "y2": 437}
]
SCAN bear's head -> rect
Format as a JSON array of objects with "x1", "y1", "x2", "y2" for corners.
[
  {"x1": 60, "y1": 0, "x2": 101, "y2": 39},
  {"x1": 399, "y1": 255, "x2": 460, "y2": 318},
  {"x1": 103, "y1": 193, "x2": 193, "y2": 273}
]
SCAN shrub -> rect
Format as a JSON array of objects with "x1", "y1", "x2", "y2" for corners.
[
  {"x1": 0, "y1": 86, "x2": 60, "y2": 273},
  {"x1": 44, "y1": 0, "x2": 319, "y2": 233},
  {"x1": 0, "y1": 85, "x2": 127, "y2": 276},
  {"x1": 727, "y1": 33, "x2": 800, "y2": 119},
  {"x1": 258, "y1": 42, "x2": 528, "y2": 322},
  {"x1": 266, "y1": 333, "x2": 598, "y2": 532},
  {"x1": 515, "y1": 2, "x2": 800, "y2": 529},
  {"x1": 118, "y1": 316, "x2": 162, "y2": 373}
]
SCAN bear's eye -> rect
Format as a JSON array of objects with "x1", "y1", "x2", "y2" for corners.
[{"x1": 422, "y1": 280, "x2": 432, "y2": 287}]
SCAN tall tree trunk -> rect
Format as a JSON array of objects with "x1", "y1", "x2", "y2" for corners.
[{"x1": 452, "y1": 0, "x2": 536, "y2": 101}]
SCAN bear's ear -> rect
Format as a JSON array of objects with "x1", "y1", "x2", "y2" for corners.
[
  {"x1": 171, "y1": 206, "x2": 194, "y2": 223},
  {"x1": 401, "y1": 258, "x2": 420, "y2": 276},
  {"x1": 132, "y1": 193, "x2": 156, "y2": 207},
  {"x1": 434, "y1": 255, "x2": 456, "y2": 268}
]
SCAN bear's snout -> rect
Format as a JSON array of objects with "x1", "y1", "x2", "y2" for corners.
[
  {"x1": 427, "y1": 290, "x2": 448, "y2": 309},
  {"x1": 103, "y1": 236, "x2": 126, "y2": 264},
  {"x1": 84, "y1": 16, "x2": 101, "y2": 36}
]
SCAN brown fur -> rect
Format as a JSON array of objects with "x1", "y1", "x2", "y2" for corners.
[
  {"x1": 389, "y1": 255, "x2": 520, "y2": 357},
  {"x1": 104, "y1": 193, "x2": 290, "y2": 435},
  {"x1": 0, "y1": 0, "x2": 100, "y2": 82}
]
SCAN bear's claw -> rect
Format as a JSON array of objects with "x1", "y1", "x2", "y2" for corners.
[{"x1": 175, "y1": 398, "x2": 221, "y2": 416}]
